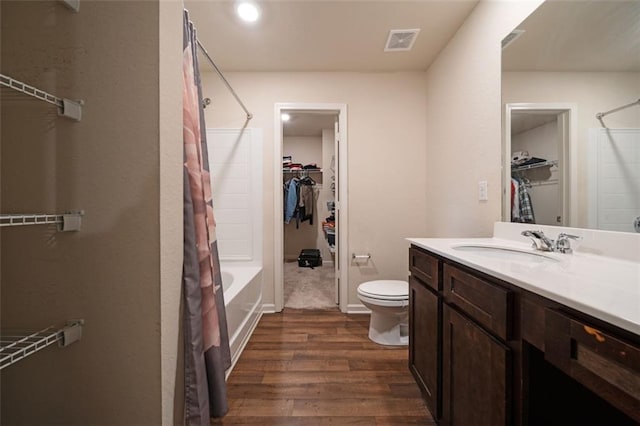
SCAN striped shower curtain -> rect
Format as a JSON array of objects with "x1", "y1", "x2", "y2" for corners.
[{"x1": 182, "y1": 10, "x2": 231, "y2": 424}]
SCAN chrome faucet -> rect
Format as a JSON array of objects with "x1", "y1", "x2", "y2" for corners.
[
  {"x1": 521, "y1": 230, "x2": 581, "y2": 253},
  {"x1": 521, "y1": 230, "x2": 555, "y2": 252}
]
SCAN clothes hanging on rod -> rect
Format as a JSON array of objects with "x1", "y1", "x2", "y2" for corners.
[
  {"x1": 511, "y1": 177, "x2": 535, "y2": 223},
  {"x1": 283, "y1": 176, "x2": 317, "y2": 228}
]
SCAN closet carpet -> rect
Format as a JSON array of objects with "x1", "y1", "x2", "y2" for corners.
[{"x1": 283, "y1": 260, "x2": 336, "y2": 310}]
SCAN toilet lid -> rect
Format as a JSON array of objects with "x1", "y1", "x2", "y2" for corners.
[{"x1": 358, "y1": 280, "x2": 408, "y2": 300}]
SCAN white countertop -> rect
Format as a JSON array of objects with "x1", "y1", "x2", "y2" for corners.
[{"x1": 407, "y1": 233, "x2": 640, "y2": 336}]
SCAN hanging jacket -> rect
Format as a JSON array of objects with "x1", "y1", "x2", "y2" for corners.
[
  {"x1": 284, "y1": 178, "x2": 299, "y2": 224},
  {"x1": 298, "y1": 183, "x2": 315, "y2": 227}
]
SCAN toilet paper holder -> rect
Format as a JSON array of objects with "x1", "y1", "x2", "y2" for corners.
[{"x1": 352, "y1": 253, "x2": 371, "y2": 260}]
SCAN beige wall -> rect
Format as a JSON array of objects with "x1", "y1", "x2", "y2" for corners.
[
  {"x1": 202, "y1": 72, "x2": 428, "y2": 306},
  {"x1": 1, "y1": 1, "x2": 182, "y2": 424},
  {"x1": 159, "y1": 1, "x2": 184, "y2": 424},
  {"x1": 423, "y1": 0, "x2": 543, "y2": 237},
  {"x1": 503, "y1": 71, "x2": 640, "y2": 227}
]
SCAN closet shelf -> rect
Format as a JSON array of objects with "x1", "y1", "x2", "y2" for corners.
[
  {"x1": 282, "y1": 169, "x2": 322, "y2": 173},
  {"x1": 0, "y1": 73, "x2": 83, "y2": 121},
  {"x1": 0, "y1": 211, "x2": 84, "y2": 232},
  {"x1": 0, "y1": 320, "x2": 84, "y2": 370},
  {"x1": 512, "y1": 160, "x2": 558, "y2": 172}
]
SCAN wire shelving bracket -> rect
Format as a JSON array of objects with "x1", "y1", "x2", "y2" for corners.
[
  {"x1": 0, "y1": 210, "x2": 84, "y2": 232},
  {"x1": 0, "y1": 320, "x2": 84, "y2": 370},
  {"x1": 511, "y1": 160, "x2": 558, "y2": 173},
  {"x1": 0, "y1": 74, "x2": 83, "y2": 121}
]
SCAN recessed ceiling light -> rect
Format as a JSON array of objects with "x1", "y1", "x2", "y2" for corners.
[
  {"x1": 281, "y1": 113, "x2": 291, "y2": 122},
  {"x1": 237, "y1": 2, "x2": 260, "y2": 23}
]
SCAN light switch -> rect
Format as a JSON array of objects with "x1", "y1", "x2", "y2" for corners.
[{"x1": 478, "y1": 180, "x2": 488, "y2": 201}]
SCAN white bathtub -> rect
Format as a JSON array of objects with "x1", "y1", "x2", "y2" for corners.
[{"x1": 221, "y1": 263, "x2": 263, "y2": 377}]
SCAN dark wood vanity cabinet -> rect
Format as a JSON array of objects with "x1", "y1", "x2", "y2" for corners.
[
  {"x1": 408, "y1": 244, "x2": 640, "y2": 425},
  {"x1": 442, "y1": 304, "x2": 511, "y2": 426},
  {"x1": 441, "y1": 264, "x2": 513, "y2": 426},
  {"x1": 408, "y1": 248, "x2": 442, "y2": 420}
]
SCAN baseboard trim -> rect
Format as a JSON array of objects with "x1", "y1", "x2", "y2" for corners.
[
  {"x1": 262, "y1": 303, "x2": 277, "y2": 314},
  {"x1": 347, "y1": 304, "x2": 371, "y2": 314}
]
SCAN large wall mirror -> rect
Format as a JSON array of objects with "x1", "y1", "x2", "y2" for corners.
[{"x1": 501, "y1": 0, "x2": 640, "y2": 233}]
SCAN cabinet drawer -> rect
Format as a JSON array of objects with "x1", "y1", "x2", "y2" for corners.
[
  {"x1": 545, "y1": 310, "x2": 640, "y2": 423},
  {"x1": 409, "y1": 247, "x2": 441, "y2": 291},
  {"x1": 443, "y1": 264, "x2": 511, "y2": 341}
]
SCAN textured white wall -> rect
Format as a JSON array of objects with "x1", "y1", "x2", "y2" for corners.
[
  {"x1": 423, "y1": 0, "x2": 543, "y2": 237},
  {"x1": 202, "y1": 72, "x2": 429, "y2": 306}
]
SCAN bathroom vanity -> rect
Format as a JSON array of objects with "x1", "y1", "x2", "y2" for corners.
[{"x1": 407, "y1": 223, "x2": 639, "y2": 425}]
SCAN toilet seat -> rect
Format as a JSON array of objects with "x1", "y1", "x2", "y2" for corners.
[{"x1": 357, "y1": 280, "x2": 408, "y2": 301}]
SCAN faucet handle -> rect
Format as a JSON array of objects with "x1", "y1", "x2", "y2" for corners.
[{"x1": 555, "y1": 233, "x2": 581, "y2": 254}]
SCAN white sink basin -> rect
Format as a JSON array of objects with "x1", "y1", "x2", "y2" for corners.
[{"x1": 451, "y1": 243, "x2": 559, "y2": 263}]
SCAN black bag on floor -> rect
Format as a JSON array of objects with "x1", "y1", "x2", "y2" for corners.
[{"x1": 298, "y1": 249, "x2": 322, "y2": 268}]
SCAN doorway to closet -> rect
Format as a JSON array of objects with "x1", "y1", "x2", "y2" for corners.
[{"x1": 274, "y1": 103, "x2": 348, "y2": 312}]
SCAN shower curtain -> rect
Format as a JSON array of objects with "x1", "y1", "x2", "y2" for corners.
[{"x1": 182, "y1": 10, "x2": 231, "y2": 423}]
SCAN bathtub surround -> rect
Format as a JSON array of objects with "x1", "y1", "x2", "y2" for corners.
[
  {"x1": 206, "y1": 127, "x2": 264, "y2": 378},
  {"x1": 182, "y1": 11, "x2": 231, "y2": 421},
  {"x1": 207, "y1": 128, "x2": 263, "y2": 265}
]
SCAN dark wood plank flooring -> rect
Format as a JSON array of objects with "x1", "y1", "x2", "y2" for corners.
[{"x1": 213, "y1": 309, "x2": 434, "y2": 425}]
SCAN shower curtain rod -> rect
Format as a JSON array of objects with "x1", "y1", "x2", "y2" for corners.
[
  {"x1": 595, "y1": 98, "x2": 640, "y2": 121},
  {"x1": 196, "y1": 39, "x2": 253, "y2": 121}
]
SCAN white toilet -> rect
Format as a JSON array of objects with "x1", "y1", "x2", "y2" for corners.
[{"x1": 357, "y1": 280, "x2": 409, "y2": 346}]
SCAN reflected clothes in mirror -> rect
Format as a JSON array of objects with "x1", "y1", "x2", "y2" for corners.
[{"x1": 511, "y1": 177, "x2": 535, "y2": 223}]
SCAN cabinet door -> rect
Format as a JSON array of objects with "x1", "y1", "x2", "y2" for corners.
[
  {"x1": 442, "y1": 304, "x2": 511, "y2": 426},
  {"x1": 409, "y1": 275, "x2": 440, "y2": 420}
]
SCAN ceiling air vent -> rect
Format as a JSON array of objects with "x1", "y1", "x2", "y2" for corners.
[
  {"x1": 384, "y1": 29, "x2": 420, "y2": 52},
  {"x1": 502, "y1": 29, "x2": 525, "y2": 49}
]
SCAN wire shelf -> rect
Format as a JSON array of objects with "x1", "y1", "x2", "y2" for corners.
[
  {"x1": 512, "y1": 160, "x2": 558, "y2": 172},
  {"x1": 0, "y1": 320, "x2": 84, "y2": 370},
  {"x1": 0, "y1": 73, "x2": 83, "y2": 121},
  {"x1": 0, "y1": 211, "x2": 83, "y2": 231}
]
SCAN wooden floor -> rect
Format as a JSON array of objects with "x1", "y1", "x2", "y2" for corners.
[{"x1": 213, "y1": 309, "x2": 434, "y2": 425}]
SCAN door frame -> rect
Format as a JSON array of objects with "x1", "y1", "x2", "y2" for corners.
[
  {"x1": 274, "y1": 103, "x2": 348, "y2": 312},
  {"x1": 503, "y1": 102, "x2": 578, "y2": 226}
]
